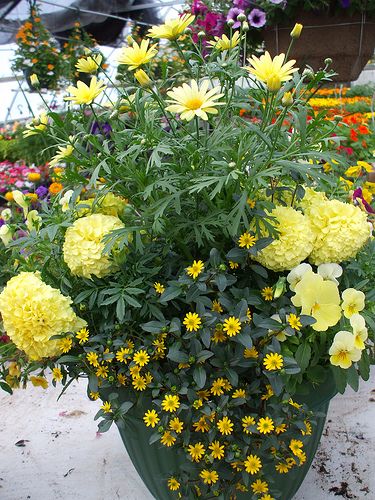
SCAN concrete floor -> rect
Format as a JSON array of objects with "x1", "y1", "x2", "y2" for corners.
[{"x1": 0, "y1": 372, "x2": 374, "y2": 500}]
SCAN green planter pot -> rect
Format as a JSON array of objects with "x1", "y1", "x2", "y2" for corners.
[{"x1": 111, "y1": 376, "x2": 337, "y2": 500}]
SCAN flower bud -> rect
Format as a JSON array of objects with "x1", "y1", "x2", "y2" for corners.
[
  {"x1": 281, "y1": 91, "x2": 293, "y2": 107},
  {"x1": 302, "y1": 68, "x2": 314, "y2": 81},
  {"x1": 0, "y1": 224, "x2": 13, "y2": 246},
  {"x1": 197, "y1": 31, "x2": 205, "y2": 38},
  {"x1": 30, "y1": 73, "x2": 39, "y2": 87},
  {"x1": 227, "y1": 19, "x2": 235, "y2": 27},
  {"x1": 324, "y1": 57, "x2": 333, "y2": 66},
  {"x1": 228, "y1": 161, "x2": 236, "y2": 168},
  {"x1": 266, "y1": 74, "x2": 282, "y2": 92},
  {"x1": 237, "y1": 13, "x2": 246, "y2": 22},
  {"x1": 134, "y1": 69, "x2": 152, "y2": 88},
  {"x1": 1, "y1": 208, "x2": 12, "y2": 221},
  {"x1": 242, "y1": 21, "x2": 249, "y2": 32},
  {"x1": 290, "y1": 23, "x2": 303, "y2": 39},
  {"x1": 185, "y1": 27, "x2": 193, "y2": 35}
]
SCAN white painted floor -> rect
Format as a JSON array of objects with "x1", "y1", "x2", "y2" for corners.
[{"x1": 0, "y1": 372, "x2": 374, "y2": 500}]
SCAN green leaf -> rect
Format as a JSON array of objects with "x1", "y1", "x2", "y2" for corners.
[
  {"x1": 57, "y1": 355, "x2": 80, "y2": 363},
  {"x1": 116, "y1": 297, "x2": 126, "y2": 321},
  {"x1": 120, "y1": 401, "x2": 134, "y2": 414},
  {"x1": 358, "y1": 351, "x2": 370, "y2": 381},
  {"x1": 98, "y1": 419, "x2": 112, "y2": 433},
  {"x1": 0, "y1": 381, "x2": 13, "y2": 395},
  {"x1": 193, "y1": 366, "x2": 206, "y2": 389},
  {"x1": 346, "y1": 365, "x2": 359, "y2": 392},
  {"x1": 159, "y1": 286, "x2": 181, "y2": 303},
  {"x1": 141, "y1": 321, "x2": 167, "y2": 333},
  {"x1": 331, "y1": 365, "x2": 347, "y2": 394},
  {"x1": 295, "y1": 343, "x2": 311, "y2": 372},
  {"x1": 167, "y1": 346, "x2": 189, "y2": 364}
]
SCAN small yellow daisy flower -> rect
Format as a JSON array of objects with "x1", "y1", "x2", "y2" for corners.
[
  {"x1": 116, "y1": 347, "x2": 131, "y2": 363},
  {"x1": 143, "y1": 409, "x2": 160, "y2": 428},
  {"x1": 86, "y1": 351, "x2": 99, "y2": 367},
  {"x1": 76, "y1": 327, "x2": 89, "y2": 344},
  {"x1": 52, "y1": 367, "x2": 63, "y2": 382},
  {"x1": 183, "y1": 312, "x2": 202, "y2": 331},
  {"x1": 148, "y1": 14, "x2": 195, "y2": 41},
  {"x1": 167, "y1": 477, "x2": 180, "y2": 491},
  {"x1": 59, "y1": 337, "x2": 72, "y2": 353},
  {"x1": 288, "y1": 313, "x2": 302, "y2": 330},
  {"x1": 223, "y1": 316, "x2": 241, "y2": 337},
  {"x1": 188, "y1": 442, "x2": 205, "y2": 462},
  {"x1": 133, "y1": 349, "x2": 150, "y2": 367},
  {"x1": 186, "y1": 259, "x2": 204, "y2": 279},
  {"x1": 65, "y1": 76, "x2": 106, "y2": 105},
  {"x1": 101, "y1": 401, "x2": 112, "y2": 413},
  {"x1": 261, "y1": 287, "x2": 274, "y2": 301},
  {"x1": 257, "y1": 416, "x2": 275, "y2": 434},
  {"x1": 132, "y1": 376, "x2": 147, "y2": 391},
  {"x1": 169, "y1": 417, "x2": 184, "y2": 434},
  {"x1": 161, "y1": 431, "x2": 176, "y2": 447},
  {"x1": 232, "y1": 388, "x2": 246, "y2": 399},
  {"x1": 217, "y1": 416, "x2": 234, "y2": 435},
  {"x1": 154, "y1": 282, "x2": 165, "y2": 294},
  {"x1": 244, "y1": 454, "x2": 262, "y2": 475},
  {"x1": 96, "y1": 364, "x2": 109, "y2": 379},
  {"x1": 252, "y1": 479, "x2": 269, "y2": 494},
  {"x1": 229, "y1": 260, "x2": 239, "y2": 269},
  {"x1": 212, "y1": 299, "x2": 223, "y2": 313},
  {"x1": 238, "y1": 232, "x2": 256, "y2": 249},
  {"x1": 263, "y1": 353, "x2": 284, "y2": 371},
  {"x1": 209, "y1": 440, "x2": 225, "y2": 460},
  {"x1": 242, "y1": 415, "x2": 256, "y2": 434},
  {"x1": 162, "y1": 394, "x2": 180, "y2": 412},
  {"x1": 244, "y1": 346, "x2": 258, "y2": 358},
  {"x1": 199, "y1": 469, "x2": 219, "y2": 485}
]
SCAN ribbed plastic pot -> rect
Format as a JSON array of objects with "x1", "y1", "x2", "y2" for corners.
[{"x1": 112, "y1": 376, "x2": 337, "y2": 500}]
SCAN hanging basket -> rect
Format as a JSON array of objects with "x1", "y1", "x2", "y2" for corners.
[
  {"x1": 263, "y1": 11, "x2": 375, "y2": 82},
  {"x1": 108, "y1": 374, "x2": 337, "y2": 500}
]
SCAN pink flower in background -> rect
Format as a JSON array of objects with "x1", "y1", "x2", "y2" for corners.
[
  {"x1": 226, "y1": 7, "x2": 244, "y2": 29},
  {"x1": 353, "y1": 187, "x2": 375, "y2": 214},
  {"x1": 191, "y1": 0, "x2": 208, "y2": 15}
]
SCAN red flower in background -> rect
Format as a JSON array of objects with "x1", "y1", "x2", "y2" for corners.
[{"x1": 350, "y1": 128, "x2": 358, "y2": 142}]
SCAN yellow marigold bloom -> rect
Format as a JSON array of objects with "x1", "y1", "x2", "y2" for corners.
[
  {"x1": 263, "y1": 353, "x2": 284, "y2": 371},
  {"x1": 166, "y1": 80, "x2": 224, "y2": 121},
  {"x1": 209, "y1": 440, "x2": 225, "y2": 459},
  {"x1": 154, "y1": 282, "x2": 165, "y2": 294},
  {"x1": 101, "y1": 401, "x2": 112, "y2": 413},
  {"x1": 162, "y1": 394, "x2": 180, "y2": 412},
  {"x1": 63, "y1": 213, "x2": 125, "y2": 279},
  {"x1": 341, "y1": 288, "x2": 365, "y2": 318},
  {"x1": 134, "y1": 69, "x2": 152, "y2": 88},
  {"x1": 143, "y1": 409, "x2": 160, "y2": 428},
  {"x1": 117, "y1": 39, "x2": 157, "y2": 70},
  {"x1": 183, "y1": 312, "x2": 202, "y2": 331},
  {"x1": 223, "y1": 316, "x2": 241, "y2": 337},
  {"x1": 275, "y1": 462, "x2": 290, "y2": 473},
  {"x1": 245, "y1": 51, "x2": 297, "y2": 92},
  {"x1": 207, "y1": 31, "x2": 241, "y2": 51},
  {"x1": 0, "y1": 272, "x2": 85, "y2": 361},
  {"x1": 167, "y1": 477, "x2": 180, "y2": 491},
  {"x1": 132, "y1": 376, "x2": 147, "y2": 391},
  {"x1": 252, "y1": 479, "x2": 269, "y2": 494},
  {"x1": 291, "y1": 271, "x2": 341, "y2": 331},
  {"x1": 242, "y1": 415, "x2": 256, "y2": 434},
  {"x1": 23, "y1": 113, "x2": 48, "y2": 137},
  {"x1": 81, "y1": 193, "x2": 128, "y2": 218},
  {"x1": 169, "y1": 417, "x2": 184, "y2": 433},
  {"x1": 244, "y1": 346, "x2": 258, "y2": 358},
  {"x1": 244, "y1": 454, "x2": 262, "y2": 475},
  {"x1": 76, "y1": 327, "x2": 89, "y2": 344},
  {"x1": 212, "y1": 299, "x2": 223, "y2": 313},
  {"x1": 232, "y1": 388, "x2": 246, "y2": 399},
  {"x1": 65, "y1": 76, "x2": 106, "y2": 105},
  {"x1": 253, "y1": 206, "x2": 315, "y2": 272},
  {"x1": 49, "y1": 144, "x2": 74, "y2": 168},
  {"x1": 200, "y1": 469, "x2": 219, "y2": 485},
  {"x1": 329, "y1": 330, "x2": 361, "y2": 369},
  {"x1": 238, "y1": 231, "x2": 256, "y2": 249},
  {"x1": 186, "y1": 259, "x2": 204, "y2": 278},
  {"x1": 257, "y1": 416, "x2": 274, "y2": 434},
  {"x1": 217, "y1": 416, "x2": 234, "y2": 435},
  {"x1": 96, "y1": 364, "x2": 109, "y2": 379},
  {"x1": 304, "y1": 199, "x2": 370, "y2": 265},
  {"x1": 28, "y1": 172, "x2": 41, "y2": 182},
  {"x1": 133, "y1": 349, "x2": 150, "y2": 367},
  {"x1": 188, "y1": 442, "x2": 205, "y2": 462},
  {"x1": 350, "y1": 314, "x2": 368, "y2": 350},
  {"x1": 30, "y1": 375, "x2": 48, "y2": 389},
  {"x1": 288, "y1": 313, "x2": 302, "y2": 331},
  {"x1": 52, "y1": 367, "x2": 63, "y2": 381},
  {"x1": 75, "y1": 54, "x2": 102, "y2": 73},
  {"x1": 86, "y1": 351, "x2": 99, "y2": 367},
  {"x1": 148, "y1": 14, "x2": 195, "y2": 40}
]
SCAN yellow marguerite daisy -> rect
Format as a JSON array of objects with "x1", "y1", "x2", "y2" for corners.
[
  {"x1": 65, "y1": 76, "x2": 106, "y2": 105},
  {"x1": 257, "y1": 416, "x2": 275, "y2": 434},
  {"x1": 49, "y1": 144, "x2": 74, "y2": 168},
  {"x1": 23, "y1": 113, "x2": 48, "y2": 137},
  {"x1": 161, "y1": 431, "x2": 176, "y2": 447},
  {"x1": 166, "y1": 80, "x2": 224, "y2": 121},
  {"x1": 117, "y1": 39, "x2": 157, "y2": 70},
  {"x1": 217, "y1": 416, "x2": 234, "y2": 435},
  {"x1": 133, "y1": 349, "x2": 150, "y2": 367},
  {"x1": 207, "y1": 32, "x2": 241, "y2": 51},
  {"x1": 75, "y1": 53, "x2": 102, "y2": 73},
  {"x1": 148, "y1": 14, "x2": 195, "y2": 40},
  {"x1": 245, "y1": 51, "x2": 297, "y2": 92}
]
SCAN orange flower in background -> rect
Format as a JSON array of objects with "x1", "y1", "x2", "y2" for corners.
[
  {"x1": 34, "y1": 17, "x2": 41, "y2": 22},
  {"x1": 350, "y1": 129, "x2": 358, "y2": 142},
  {"x1": 47, "y1": 64, "x2": 54, "y2": 70},
  {"x1": 358, "y1": 125, "x2": 369, "y2": 135},
  {"x1": 32, "y1": 58, "x2": 38, "y2": 64},
  {"x1": 49, "y1": 182, "x2": 63, "y2": 195},
  {"x1": 4, "y1": 192, "x2": 13, "y2": 202}
]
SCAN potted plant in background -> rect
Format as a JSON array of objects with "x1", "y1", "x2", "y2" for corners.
[{"x1": 1, "y1": 15, "x2": 374, "y2": 500}]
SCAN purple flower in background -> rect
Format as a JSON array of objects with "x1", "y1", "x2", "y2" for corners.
[
  {"x1": 91, "y1": 121, "x2": 112, "y2": 136},
  {"x1": 0, "y1": 219, "x2": 4, "y2": 227},
  {"x1": 233, "y1": 0, "x2": 250, "y2": 9},
  {"x1": 35, "y1": 185, "x2": 49, "y2": 199},
  {"x1": 340, "y1": 0, "x2": 351, "y2": 7},
  {"x1": 191, "y1": 0, "x2": 208, "y2": 15},
  {"x1": 226, "y1": 7, "x2": 244, "y2": 29},
  {"x1": 353, "y1": 188, "x2": 375, "y2": 214},
  {"x1": 248, "y1": 8, "x2": 267, "y2": 28}
]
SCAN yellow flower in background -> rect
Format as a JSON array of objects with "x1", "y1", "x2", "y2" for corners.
[
  {"x1": 117, "y1": 39, "x2": 157, "y2": 70},
  {"x1": 252, "y1": 479, "x2": 269, "y2": 494},
  {"x1": 244, "y1": 454, "x2": 262, "y2": 474},
  {"x1": 200, "y1": 469, "x2": 219, "y2": 485},
  {"x1": 52, "y1": 367, "x2": 63, "y2": 382},
  {"x1": 75, "y1": 53, "x2": 103, "y2": 73},
  {"x1": 290, "y1": 23, "x2": 303, "y2": 38},
  {"x1": 207, "y1": 32, "x2": 241, "y2": 51},
  {"x1": 238, "y1": 231, "x2": 256, "y2": 249},
  {"x1": 245, "y1": 52, "x2": 297, "y2": 92},
  {"x1": 253, "y1": 206, "x2": 315, "y2": 272},
  {"x1": 30, "y1": 73, "x2": 39, "y2": 86},
  {"x1": 209, "y1": 440, "x2": 225, "y2": 459},
  {"x1": 186, "y1": 259, "x2": 204, "y2": 278},
  {"x1": 212, "y1": 299, "x2": 223, "y2": 313},
  {"x1": 65, "y1": 77, "x2": 106, "y2": 105},
  {"x1": 350, "y1": 314, "x2": 368, "y2": 350},
  {"x1": 23, "y1": 113, "x2": 48, "y2": 137},
  {"x1": 166, "y1": 80, "x2": 224, "y2": 121},
  {"x1": 188, "y1": 442, "x2": 205, "y2": 462},
  {"x1": 63, "y1": 213, "x2": 125, "y2": 279},
  {"x1": 341, "y1": 288, "x2": 365, "y2": 318},
  {"x1": 134, "y1": 69, "x2": 152, "y2": 88},
  {"x1": 291, "y1": 271, "x2": 341, "y2": 331},
  {"x1": 148, "y1": 14, "x2": 195, "y2": 40},
  {"x1": 183, "y1": 312, "x2": 202, "y2": 331},
  {"x1": 143, "y1": 409, "x2": 160, "y2": 428},
  {"x1": 101, "y1": 401, "x2": 112, "y2": 413},
  {"x1": 345, "y1": 161, "x2": 373, "y2": 178},
  {"x1": 30, "y1": 375, "x2": 48, "y2": 389},
  {"x1": 305, "y1": 199, "x2": 370, "y2": 265},
  {"x1": 167, "y1": 477, "x2": 180, "y2": 491},
  {"x1": 329, "y1": 330, "x2": 362, "y2": 369},
  {"x1": 49, "y1": 144, "x2": 74, "y2": 167},
  {"x1": 76, "y1": 327, "x2": 89, "y2": 344},
  {"x1": 263, "y1": 353, "x2": 283, "y2": 370},
  {"x1": 0, "y1": 272, "x2": 85, "y2": 360}
]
